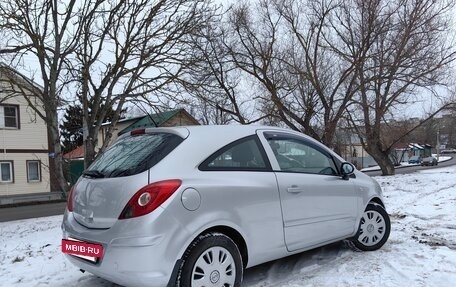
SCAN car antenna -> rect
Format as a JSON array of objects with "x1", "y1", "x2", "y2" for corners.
[
  {"x1": 146, "y1": 110, "x2": 158, "y2": 127},
  {"x1": 132, "y1": 100, "x2": 158, "y2": 127}
]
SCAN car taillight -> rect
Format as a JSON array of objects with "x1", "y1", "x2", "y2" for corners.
[
  {"x1": 67, "y1": 185, "x2": 75, "y2": 212},
  {"x1": 118, "y1": 179, "x2": 182, "y2": 220}
]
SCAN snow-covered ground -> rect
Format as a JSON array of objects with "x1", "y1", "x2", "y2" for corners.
[{"x1": 1, "y1": 167, "x2": 455, "y2": 287}]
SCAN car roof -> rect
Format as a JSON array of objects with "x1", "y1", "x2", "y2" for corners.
[
  {"x1": 139, "y1": 124, "x2": 293, "y2": 137},
  {"x1": 184, "y1": 124, "x2": 285, "y2": 132},
  {"x1": 117, "y1": 124, "x2": 290, "y2": 141},
  {"x1": 120, "y1": 124, "x2": 332, "y2": 153},
  {"x1": 116, "y1": 124, "x2": 348, "y2": 172},
  {"x1": 183, "y1": 124, "x2": 286, "y2": 136},
  {"x1": 161, "y1": 125, "x2": 322, "y2": 145}
]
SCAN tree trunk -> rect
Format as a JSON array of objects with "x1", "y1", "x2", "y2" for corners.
[
  {"x1": 367, "y1": 148, "x2": 395, "y2": 176},
  {"x1": 83, "y1": 119, "x2": 97, "y2": 168},
  {"x1": 84, "y1": 141, "x2": 96, "y2": 168},
  {"x1": 48, "y1": 115, "x2": 69, "y2": 196}
]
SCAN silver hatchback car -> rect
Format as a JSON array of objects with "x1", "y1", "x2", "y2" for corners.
[{"x1": 62, "y1": 125, "x2": 390, "y2": 287}]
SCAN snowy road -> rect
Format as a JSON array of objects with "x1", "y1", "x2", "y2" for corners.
[{"x1": 1, "y1": 167, "x2": 455, "y2": 287}]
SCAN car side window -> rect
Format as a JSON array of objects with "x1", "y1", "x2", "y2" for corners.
[
  {"x1": 267, "y1": 136, "x2": 338, "y2": 175},
  {"x1": 199, "y1": 136, "x2": 270, "y2": 171}
]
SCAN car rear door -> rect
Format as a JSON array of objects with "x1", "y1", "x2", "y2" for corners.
[{"x1": 257, "y1": 130, "x2": 357, "y2": 252}]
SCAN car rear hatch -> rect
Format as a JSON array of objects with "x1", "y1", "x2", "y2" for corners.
[{"x1": 71, "y1": 128, "x2": 188, "y2": 229}]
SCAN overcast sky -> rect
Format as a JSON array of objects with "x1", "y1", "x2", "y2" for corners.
[{"x1": 6, "y1": 0, "x2": 455, "y2": 120}]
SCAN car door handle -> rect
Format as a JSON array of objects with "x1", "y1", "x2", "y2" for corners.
[{"x1": 287, "y1": 185, "x2": 304, "y2": 193}]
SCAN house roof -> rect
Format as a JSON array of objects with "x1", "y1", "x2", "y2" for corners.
[
  {"x1": 0, "y1": 62, "x2": 44, "y2": 91},
  {"x1": 119, "y1": 109, "x2": 193, "y2": 135},
  {"x1": 408, "y1": 143, "x2": 433, "y2": 150},
  {"x1": 63, "y1": 145, "x2": 84, "y2": 159}
]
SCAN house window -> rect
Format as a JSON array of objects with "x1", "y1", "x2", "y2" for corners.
[
  {"x1": 0, "y1": 161, "x2": 14, "y2": 183},
  {"x1": 0, "y1": 104, "x2": 19, "y2": 129},
  {"x1": 27, "y1": 160, "x2": 41, "y2": 182}
]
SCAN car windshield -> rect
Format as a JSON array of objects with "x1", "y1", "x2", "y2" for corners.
[{"x1": 86, "y1": 132, "x2": 183, "y2": 178}]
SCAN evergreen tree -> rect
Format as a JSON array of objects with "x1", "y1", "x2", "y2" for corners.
[
  {"x1": 60, "y1": 105, "x2": 83, "y2": 154},
  {"x1": 60, "y1": 103, "x2": 127, "y2": 154}
]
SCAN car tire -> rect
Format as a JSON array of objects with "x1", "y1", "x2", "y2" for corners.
[
  {"x1": 176, "y1": 233, "x2": 243, "y2": 287},
  {"x1": 350, "y1": 204, "x2": 391, "y2": 251}
]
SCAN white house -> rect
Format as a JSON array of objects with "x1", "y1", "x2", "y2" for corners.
[{"x1": 0, "y1": 67, "x2": 51, "y2": 197}]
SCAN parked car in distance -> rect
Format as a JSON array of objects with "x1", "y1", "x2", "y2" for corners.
[
  {"x1": 408, "y1": 155, "x2": 422, "y2": 164},
  {"x1": 441, "y1": 149, "x2": 456, "y2": 154},
  {"x1": 421, "y1": 156, "x2": 438, "y2": 166},
  {"x1": 61, "y1": 125, "x2": 391, "y2": 287}
]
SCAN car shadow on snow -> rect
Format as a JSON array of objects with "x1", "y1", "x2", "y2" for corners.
[
  {"x1": 243, "y1": 241, "x2": 350, "y2": 286},
  {"x1": 71, "y1": 274, "x2": 120, "y2": 287},
  {"x1": 69, "y1": 242, "x2": 350, "y2": 287}
]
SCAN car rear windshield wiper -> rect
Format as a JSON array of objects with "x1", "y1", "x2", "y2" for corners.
[
  {"x1": 108, "y1": 169, "x2": 130, "y2": 178},
  {"x1": 82, "y1": 170, "x2": 105, "y2": 178}
]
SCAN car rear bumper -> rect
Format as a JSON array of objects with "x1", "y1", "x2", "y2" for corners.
[{"x1": 61, "y1": 209, "x2": 188, "y2": 287}]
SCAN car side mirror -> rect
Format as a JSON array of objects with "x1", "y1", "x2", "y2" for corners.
[{"x1": 341, "y1": 162, "x2": 355, "y2": 180}]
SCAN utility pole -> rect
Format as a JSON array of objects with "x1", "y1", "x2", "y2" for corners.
[{"x1": 436, "y1": 127, "x2": 440, "y2": 161}]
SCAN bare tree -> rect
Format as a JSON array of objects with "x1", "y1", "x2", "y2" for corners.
[
  {"x1": 71, "y1": 0, "x2": 214, "y2": 167},
  {"x1": 271, "y1": 0, "x2": 360, "y2": 146},
  {"x1": 0, "y1": 0, "x2": 86, "y2": 194},
  {"x1": 187, "y1": 97, "x2": 232, "y2": 125},
  {"x1": 182, "y1": 9, "x2": 269, "y2": 125},
  {"x1": 331, "y1": 0, "x2": 456, "y2": 175},
  {"x1": 224, "y1": 1, "x2": 300, "y2": 129},
  {"x1": 194, "y1": 0, "x2": 358, "y2": 147},
  {"x1": 1, "y1": 0, "x2": 215, "y2": 176}
]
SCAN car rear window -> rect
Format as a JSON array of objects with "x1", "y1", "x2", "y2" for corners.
[{"x1": 86, "y1": 133, "x2": 183, "y2": 178}]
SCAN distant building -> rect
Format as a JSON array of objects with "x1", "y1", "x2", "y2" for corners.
[
  {"x1": 0, "y1": 67, "x2": 51, "y2": 197},
  {"x1": 338, "y1": 134, "x2": 377, "y2": 169},
  {"x1": 407, "y1": 143, "x2": 432, "y2": 158}
]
